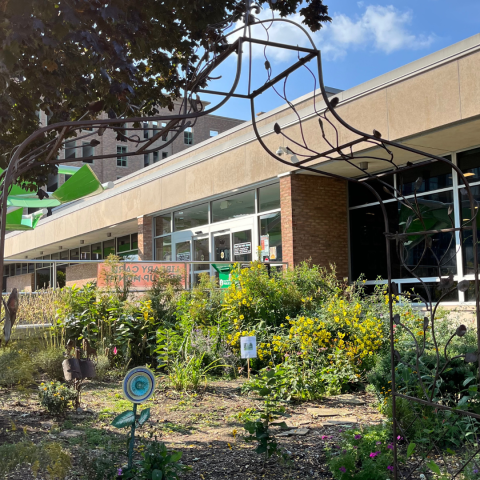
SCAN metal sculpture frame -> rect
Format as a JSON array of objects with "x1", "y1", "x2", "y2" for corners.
[{"x1": 1, "y1": 1, "x2": 479, "y2": 477}]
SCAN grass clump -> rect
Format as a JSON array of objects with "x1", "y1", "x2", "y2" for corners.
[
  {"x1": 33, "y1": 347, "x2": 65, "y2": 381},
  {"x1": 0, "y1": 346, "x2": 35, "y2": 386},
  {"x1": 0, "y1": 440, "x2": 71, "y2": 479}
]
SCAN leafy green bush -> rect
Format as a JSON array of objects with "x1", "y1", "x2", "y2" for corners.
[
  {"x1": 38, "y1": 381, "x2": 77, "y2": 414},
  {"x1": 121, "y1": 442, "x2": 191, "y2": 480},
  {"x1": 0, "y1": 346, "x2": 35, "y2": 386},
  {"x1": 0, "y1": 440, "x2": 71, "y2": 479},
  {"x1": 33, "y1": 347, "x2": 65, "y2": 380},
  {"x1": 326, "y1": 424, "x2": 395, "y2": 479}
]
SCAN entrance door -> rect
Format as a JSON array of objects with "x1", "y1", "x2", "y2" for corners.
[{"x1": 192, "y1": 235, "x2": 210, "y2": 285}]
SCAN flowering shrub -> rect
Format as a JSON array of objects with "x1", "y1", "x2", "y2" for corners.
[
  {"x1": 326, "y1": 425, "x2": 396, "y2": 479},
  {"x1": 38, "y1": 381, "x2": 77, "y2": 415}
]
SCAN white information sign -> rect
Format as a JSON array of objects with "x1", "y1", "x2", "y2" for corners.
[{"x1": 240, "y1": 336, "x2": 257, "y2": 359}]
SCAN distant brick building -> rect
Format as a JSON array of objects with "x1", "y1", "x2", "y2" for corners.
[{"x1": 41, "y1": 101, "x2": 244, "y2": 189}]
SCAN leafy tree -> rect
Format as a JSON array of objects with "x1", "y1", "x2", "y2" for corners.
[{"x1": 0, "y1": 0, "x2": 330, "y2": 186}]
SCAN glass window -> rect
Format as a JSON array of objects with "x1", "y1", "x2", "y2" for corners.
[
  {"x1": 161, "y1": 123, "x2": 168, "y2": 141},
  {"x1": 259, "y1": 212, "x2": 282, "y2": 262},
  {"x1": 399, "y1": 157, "x2": 452, "y2": 195},
  {"x1": 117, "y1": 146, "x2": 127, "y2": 167},
  {"x1": 458, "y1": 147, "x2": 480, "y2": 185},
  {"x1": 70, "y1": 248, "x2": 80, "y2": 261},
  {"x1": 194, "y1": 238, "x2": 209, "y2": 271},
  {"x1": 82, "y1": 142, "x2": 94, "y2": 163},
  {"x1": 103, "y1": 240, "x2": 115, "y2": 258},
  {"x1": 47, "y1": 174, "x2": 58, "y2": 192},
  {"x1": 144, "y1": 153, "x2": 150, "y2": 167},
  {"x1": 402, "y1": 282, "x2": 458, "y2": 303},
  {"x1": 65, "y1": 140, "x2": 76, "y2": 159},
  {"x1": 233, "y1": 230, "x2": 252, "y2": 262},
  {"x1": 92, "y1": 242, "x2": 102, "y2": 260},
  {"x1": 131, "y1": 233, "x2": 138, "y2": 250},
  {"x1": 162, "y1": 152, "x2": 168, "y2": 159},
  {"x1": 155, "y1": 236, "x2": 172, "y2": 261},
  {"x1": 460, "y1": 184, "x2": 480, "y2": 274},
  {"x1": 174, "y1": 203, "x2": 209, "y2": 231},
  {"x1": 259, "y1": 183, "x2": 280, "y2": 212},
  {"x1": 28, "y1": 263, "x2": 34, "y2": 273},
  {"x1": 176, "y1": 241, "x2": 191, "y2": 261},
  {"x1": 60, "y1": 250, "x2": 69, "y2": 261},
  {"x1": 117, "y1": 235, "x2": 131, "y2": 253},
  {"x1": 51, "y1": 253, "x2": 60, "y2": 260},
  {"x1": 212, "y1": 190, "x2": 255, "y2": 223},
  {"x1": 214, "y1": 234, "x2": 230, "y2": 261},
  {"x1": 348, "y1": 174, "x2": 395, "y2": 208},
  {"x1": 22, "y1": 263, "x2": 27, "y2": 274},
  {"x1": 80, "y1": 245, "x2": 91, "y2": 260},
  {"x1": 155, "y1": 214, "x2": 171, "y2": 236},
  {"x1": 349, "y1": 190, "x2": 456, "y2": 281},
  {"x1": 143, "y1": 122, "x2": 149, "y2": 139},
  {"x1": 152, "y1": 122, "x2": 158, "y2": 135},
  {"x1": 184, "y1": 127, "x2": 193, "y2": 145},
  {"x1": 15, "y1": 263, "x2": 21, "y2": 275},
  {"x1": 153, "y1": 151, "x2": 159, "y2": 163},
  {"x1": 210, "y1": 130, "x2": 218, "y2": 137}
]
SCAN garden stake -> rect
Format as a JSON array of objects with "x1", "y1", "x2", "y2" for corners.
[{"x1": 128, "y1": 403, "x2": 137, "y2": 469}]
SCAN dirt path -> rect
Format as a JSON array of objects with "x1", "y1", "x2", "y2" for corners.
[{"x1": 0, "y1": 379, "x2": 385, "y2": 479}]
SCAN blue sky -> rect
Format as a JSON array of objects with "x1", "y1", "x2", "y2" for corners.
[{"x1": 200, "y1": 0, "x2": 480, "y2": 121}]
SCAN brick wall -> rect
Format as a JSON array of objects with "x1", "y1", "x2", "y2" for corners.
[
  {"x1": 66, "y1": 263, "x2": 98, "y2": 288},
  {"x1": 280, "y1": 173, "x2": 349, "y2": 278},
  {"x1": 7, "y1": 273, "x2": 34, "y2": 292},
  {"x1": 138, "y1": 216, "x2": 153, "y2": 260}
]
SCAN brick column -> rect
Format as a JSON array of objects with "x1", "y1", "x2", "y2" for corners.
[
  {"x1": 138, "y1": 215, "x2": 153, "y2": 260},
  {"x1": 280, "y1": 173, "x2": 349, "y2": 278}
]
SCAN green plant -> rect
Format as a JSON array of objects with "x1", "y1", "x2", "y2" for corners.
[
  {"x1": 326, "y1": 424, "x2": 395, "y2": 479},
  {"x1": 0, "y1": 440, "x2": 71, "y2": 479},
  {"x1": 243, "y1": 368, "x2": 290, "y2": 463},
  {"x1": 166, "y1": 353, "x2": 225, "y2": 392},
  {"x1": 0, "y1": 345, "x2": 35, "y2": 386},
  {"x1": 79, "y1": 450, "x2": 118, "y2": 480},
  {"x1": 33, "y1": 346, "x2": 65, "y2": 380},
  {"x1": 119, "y1": 442, "x2": 191, "y2": 480},
  {"x1": 38, "y1": 380, "x2": 77, "y2": 414}
]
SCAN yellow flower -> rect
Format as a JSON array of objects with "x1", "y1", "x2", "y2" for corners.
[{"x1": 239, "y1": 315, "x2": 244, "y2": 320}]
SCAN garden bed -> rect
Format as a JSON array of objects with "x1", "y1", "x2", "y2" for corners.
[{"x1": 0, "y1": 379, "x2": 383, "y2": 480}]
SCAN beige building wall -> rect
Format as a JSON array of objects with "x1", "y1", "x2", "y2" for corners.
[{"x1": 7, "y1": 273, "x2": 35, "y2": 292}]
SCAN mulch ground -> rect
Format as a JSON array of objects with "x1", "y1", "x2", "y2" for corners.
[{"x1": 0, "y1": 378, "x2": 385, "y2": 479}]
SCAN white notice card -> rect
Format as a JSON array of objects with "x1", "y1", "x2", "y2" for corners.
[{"x1": 240, "y1": 336, "x2": 257, "y2": 359}]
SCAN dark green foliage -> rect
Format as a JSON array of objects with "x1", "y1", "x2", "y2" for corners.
[{"x1": 0, "y1": 0, "x2": 330, "y2": 184}]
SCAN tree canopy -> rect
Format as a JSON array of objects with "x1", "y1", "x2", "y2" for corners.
[{"x1": 0, "y1": 0, "x2": 330, "y2": 184}]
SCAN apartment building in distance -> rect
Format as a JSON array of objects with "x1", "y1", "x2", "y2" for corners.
[{"x1": 41, "y1": 101, "x2": 245, "y2": 191}]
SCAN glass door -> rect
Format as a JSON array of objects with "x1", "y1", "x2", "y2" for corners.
[
  {"x1": 192, "y1": 235, "x2": 210, "y2": 285},
  {"x1": 232, "y1": 228, "x2": 253, "y2": 263}
]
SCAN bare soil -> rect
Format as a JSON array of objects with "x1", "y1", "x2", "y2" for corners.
[{"x1": 0, "y1": 379, "x2": 385, "y2": 479}]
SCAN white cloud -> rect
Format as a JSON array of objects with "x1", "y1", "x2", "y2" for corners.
[{"x1": 228, "y1": 4, "x2": 435, "y2": 62}]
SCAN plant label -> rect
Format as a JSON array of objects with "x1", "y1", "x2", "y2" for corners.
[{"x1": 240, "y1": 336, "x2": 257, "y2": 359}]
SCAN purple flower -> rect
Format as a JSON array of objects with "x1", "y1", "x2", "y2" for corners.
[
  {"x1": 339, "y1": 466, "x2": 346, "y2": 473},
  {"x1": 342, "y1": 449, "x2": 347, "y2": 454},
  {"x1": 369, "y1": 451, "x2": 381, "y2": 458},
  {"x1": 376, "y1": 441, "x2": 382, "y2": 445},
  {"x1": 387, "y1": 466, "x2": 394, "y2": 471},
  {"x1": 397, "y1": 435, "x2": 403, "y2": 441},
  {"x1": 474, "y1": 469, "x2": 479, "y2": 474},
  {"x1": 353, "y1": 446, "x2": 358, "y2": 450},
  {"x1": 387, "y1": 443, "x2": 394, "y2": 450},
  {"x1": 321, "y1": 435, "x2": 330, "y2": 440},
  {"x1": 354, "y1": 434, "x2": 362, "y2": 440},
  {"x1": 117, "y1": 468, "x2": 123, "y2": 476}
]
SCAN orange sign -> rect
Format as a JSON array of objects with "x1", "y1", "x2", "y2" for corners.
[{"x1": 97, "y1": 263, "x2": 189, "y2": 289}]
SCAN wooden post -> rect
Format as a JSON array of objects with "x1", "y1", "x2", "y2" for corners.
[{"x1": 247, "y1": 358, "x2": 250, "y2": 379}]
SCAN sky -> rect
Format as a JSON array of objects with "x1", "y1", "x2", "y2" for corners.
[{"x1": 199, "y1": 0, "x2": 480, "y2": 121}]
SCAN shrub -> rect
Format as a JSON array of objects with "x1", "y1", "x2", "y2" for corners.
[
  {"x1": 326, "y1": 424, "x2": 395, "y2": 480},
  {"x1": 33, "y1": 347, "x2": 65, "y2": 381},
  {"x1": 38, "y1": 381, "x2": 77, "y2": 414},
  {"x1": 0, "y1": 346, "x2": 35, "y2": 386},
  {"x1": 0, "y1": 440, "x2": 71, "y2": 479}
]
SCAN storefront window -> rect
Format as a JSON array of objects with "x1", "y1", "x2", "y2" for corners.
[
  {"x1": 212, "y1": 190, "x2": 255, "y2": 223},
  {"x1": 176, "y1": 241, "x2": 191, "y2": 261},
  {"x1": 259, "y1": 212, "x2": 282, "y2": 262},
  {"x1": 70, "y1": 248, "x2": 80, "y2": 261},
  {"x1": 103, "y1": 240, "x2": 115, "y2": 258},
  {"x1": 117, "y1": 235, "x2": 131, "y2": 253},
  {"x1": 458, "y1": 147, "x2": 480, "y2": 185},
  {"x1": 155, "y1": 214, "x2": 171, "y2": 236},
  {"x1": 259, "y1": 184, "x2": 280, "y2": 212},
  {"x1": 92, "y1": 243, "x2": 102, "y2": 260},
  {"x1": 398, "y1": 156, "x2": 452, "y2": 195},
  {"x1": 155, "y1": 236, "x2": 172, "y2": 261},
  {"x1": 80, "y1": 246, "x2": 91, "y2": 260},
  {"x1": 233, "y1": 230, "x2": 252, "y2": 262},
  {"x1": 174, "y1": 204, "x2": 208, "y2": 231}
]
